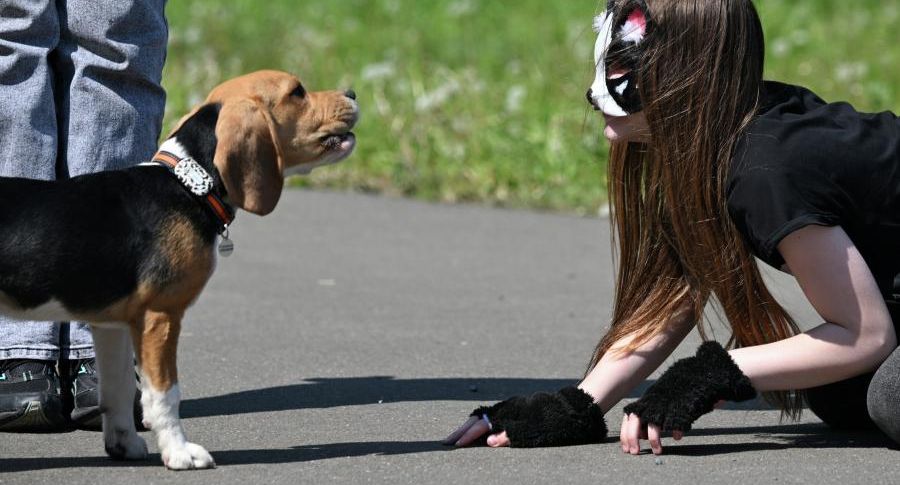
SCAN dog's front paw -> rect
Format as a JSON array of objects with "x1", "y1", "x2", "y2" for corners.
[
  {"x1": 163, "y1": 442, "x2": 216, "y2": 470},
  {"x1": 104, "y1": 428, "x2": 149, "y2": 461}
]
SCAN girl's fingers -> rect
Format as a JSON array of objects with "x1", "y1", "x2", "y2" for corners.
[
  {"x1": 648, "y1": 424, "x2": 663, "y2": 455},
  {"x1": 454, "y1": 418, "x2": 491, "y2": 447},
  {"x1": 443, "y1": 416, "x2": 479, "y2": 445},
  {"x1": 486, "y1": 431, "x2": 511, "y2": 447},
  {"x1": 626, "y1": 413, "x2": 642, "y2": 454}
]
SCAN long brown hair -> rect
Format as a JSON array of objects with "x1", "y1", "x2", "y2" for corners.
[{"x1": 588, "y1": 0, "x2": 804, "y2": 416}]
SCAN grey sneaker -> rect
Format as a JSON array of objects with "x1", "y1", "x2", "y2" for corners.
[{"x1": 0, "y1": 360, "x2": 66, "y2": 432}]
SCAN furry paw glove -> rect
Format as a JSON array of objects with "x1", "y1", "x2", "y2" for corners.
[
  {"x1": 470, "y1": 386, "x2": 607, "y2": 447},
  {"x1": 623, "y1": 341, "x2": 757, "y2": 433}
]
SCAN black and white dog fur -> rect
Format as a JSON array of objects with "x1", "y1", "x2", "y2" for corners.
[{"x1": 0, "y1": 70, "x2": 358, "y2": 469}]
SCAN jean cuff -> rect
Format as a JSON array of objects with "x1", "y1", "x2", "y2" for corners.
[
  {"x1": 0, "y1": 347, "x2": 60, "y2": 361},
  {"x1": 62, "y1": 346, "x2": 96, "y2": 360}
]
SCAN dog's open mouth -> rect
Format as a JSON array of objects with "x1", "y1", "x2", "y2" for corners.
[
  {"x1": 321, "y1": 132, "x2": 356, "y2": 152},
  {"x1": 288, "y1": 132, "x2": 357, "y2": 176}
]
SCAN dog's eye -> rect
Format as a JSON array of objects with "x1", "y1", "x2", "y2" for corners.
[{"x1": 290, "y1": 85, "x2": 306, "y2": 98}]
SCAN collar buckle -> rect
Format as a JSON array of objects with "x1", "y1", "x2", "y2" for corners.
[
  {"x1": 172, "y1": 157, "x2": 214, "y2": 197},
  {"x1": 150, "y1": 146, "x2": 236, "y2": 232}
]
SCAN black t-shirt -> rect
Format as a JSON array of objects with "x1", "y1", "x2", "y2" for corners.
[{"x1": 727, "y1": 81, "x2": 900, "y2": 299}]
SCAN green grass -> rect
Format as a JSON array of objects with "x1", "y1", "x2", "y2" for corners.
[{"x1": 162, "y1": 0, "x2": 900, "y2": 215}]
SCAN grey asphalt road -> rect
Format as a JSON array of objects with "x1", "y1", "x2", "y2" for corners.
[{"x1": 1, "y1": 190, "x2": 897, "y2": 484}]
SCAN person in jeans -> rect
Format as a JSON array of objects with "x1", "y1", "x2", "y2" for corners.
[{"x1": 0, "y1": 0, "x2": 167, "y2": 431}]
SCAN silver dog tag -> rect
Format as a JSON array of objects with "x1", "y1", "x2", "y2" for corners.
[
  {"x1": 218, "y1": 238, "x2": 234, "y2": 257},
  {"x1": 218, "y1": 227, "x2": 234, "y2": 257}
]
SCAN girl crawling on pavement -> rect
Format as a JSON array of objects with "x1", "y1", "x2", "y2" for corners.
[{"x1": 445, "y1": 0, "x2": 900, "y2": 454}]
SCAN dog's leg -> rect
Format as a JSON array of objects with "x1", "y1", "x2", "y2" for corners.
[
  {"x1": 91, "y1": 324, "x2": 148, "y2": 460},
  {"x1": 134, "y1": 310, "x2": 215, "y2": 470}
]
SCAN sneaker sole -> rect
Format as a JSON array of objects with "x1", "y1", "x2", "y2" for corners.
[
  {"x1": 71, "y1": 406, "x2": 103, "y2": 431},
  {"x1": 0, "y1": 400, "x2": 65, "y2": 432}
]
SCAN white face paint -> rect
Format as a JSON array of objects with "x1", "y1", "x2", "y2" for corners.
[
  {"x1": 590, "y1": 10, "x2": 629, "y2": 117},
  {"x1": 589, "y1": 5, "x2": 649, "y2": 117}
]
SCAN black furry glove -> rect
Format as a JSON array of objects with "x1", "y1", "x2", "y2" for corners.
[
  {"x1": 623, "y1": 341, "x2": 756, "y2": 433},
  {"x1": 470, "y1": 386, "x2": 607, "y2": 447}
]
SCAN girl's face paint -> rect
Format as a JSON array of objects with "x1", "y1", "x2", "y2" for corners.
[{"x1": 588, "y1": 1, "x2": 650, "y2": 117}]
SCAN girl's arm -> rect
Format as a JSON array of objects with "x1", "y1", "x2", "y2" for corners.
[
  {"x1": 621, "y1": 224, "x2": 898, "y2": 455},
  {"x1": 579, "y1": 303, "x2": 696, "y2": 412},
  {"x1": 730, "y1": 224, "x2": 897, "y2": 391}
]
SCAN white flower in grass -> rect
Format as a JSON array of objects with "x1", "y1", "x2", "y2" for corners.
[
  {"x1": 361, "y1": 61, "x2": 396, "y2": 82},
  {"x1": 505, "y1": 85, "x2": 527, "y2": 113},
  {"x1": 771, "y1": 38, "x2": 790, "y2": 57},
  {"x1": 886, "y1": 5, "x2": 899, "y2": 20},
  {"x1": 447, "y1": 0, "x2": 477, "y2": 17},
  {"x1": 383, "y1": 0, "x2": 400, "y2": 14},
  {"x1": 415, "y1": 77, "x2": 462, "y2": 112},
  {"x1": 835, "y1": 62, "x2": 868, "y2": 83}
]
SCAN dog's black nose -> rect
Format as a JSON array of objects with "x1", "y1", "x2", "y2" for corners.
[
  {"x1": 585, "y1": 88, "x2": 593, "y2": 105},
  {"x1": 344, "y1": 89, "x2": 357, "y2": 100}
]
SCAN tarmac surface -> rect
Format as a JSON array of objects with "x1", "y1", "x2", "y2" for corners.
[{"x1": 1, "y1": 190, "x2": 897, "y2": 484}]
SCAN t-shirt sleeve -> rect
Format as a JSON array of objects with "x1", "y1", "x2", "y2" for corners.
[{"x1": 726, "y1": 152, "x2": 846, "y2": 269}]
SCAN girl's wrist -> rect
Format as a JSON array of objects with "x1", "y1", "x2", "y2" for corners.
[{"x1": 577, "y1": 381, "x2": 605, "y2": 409}]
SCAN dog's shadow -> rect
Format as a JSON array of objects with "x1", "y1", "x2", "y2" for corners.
[
  {"x1": 0, "y1": 441, "x2": 448, "y2": 472},
  {"x1": 179, "y1": 376, "x2": 770, "y2": 419}
]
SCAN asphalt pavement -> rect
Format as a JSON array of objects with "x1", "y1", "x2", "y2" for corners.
[{"x1": 1, "y1": 190, "x2": 897, "y2": 484}]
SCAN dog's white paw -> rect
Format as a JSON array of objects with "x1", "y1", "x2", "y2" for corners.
[
  {"x1": 104, "y1": 429, "x2": 149, "y2": 461},
  {"x1": 163, "y1": 442, "x2": 216, "y2": 470}
]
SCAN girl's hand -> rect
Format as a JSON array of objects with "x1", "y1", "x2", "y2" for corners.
[
  {"x1": 443, "y1": 416, "x2": 510, "y2": 447},
  {"x1": 619, "y1": 400, "x2": 723, "y2": 455},
  {"x1": 619, "y1": 412, "x2": 684, "y2": 455},
  {"x1": 445, "y1": 386, "x2": 605, "y2": 448}
]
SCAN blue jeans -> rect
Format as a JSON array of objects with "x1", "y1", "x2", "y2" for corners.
[{"x1": 0, "y1": 0, "x2": 167, "y2": 360}]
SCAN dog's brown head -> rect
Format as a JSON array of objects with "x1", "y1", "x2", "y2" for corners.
[{"x1": 174, "y1": 70, "x2": 359, "y2": 215}]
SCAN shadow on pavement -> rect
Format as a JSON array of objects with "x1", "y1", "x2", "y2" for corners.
[
  {"x1": 214, "y1": 440, "x2": 449, "y2": 465},
  {"x1": 0, "y1": 442, "x2": 449, "y2": 472},
  {"x1": 3, "y1": 426, "x2": 892, "y2": 472},
  {"x1": 666, "y1": 423, "x2": 897, "y2": 456},
  {"x1": 180, "y1": 376, "x2": 773, "y2": 419},
  {"x1": 0, "y1": 455, "x2": 159, "y2": 472}
]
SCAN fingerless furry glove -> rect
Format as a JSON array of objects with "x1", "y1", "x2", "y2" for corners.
[
  {"x1": 623, "y1": 341, "x2": 757, "y2": 433},
  {"x1": 471, "y1": 386, "x2": 607, "y2": 447}
]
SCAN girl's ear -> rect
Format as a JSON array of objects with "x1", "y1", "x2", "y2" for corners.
[{"x1": 213, "y1": 99, "x2": 284, "y2": 215}]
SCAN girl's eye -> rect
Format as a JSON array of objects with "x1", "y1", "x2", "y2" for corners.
[{"x1": 291, "y1": 85, "x2": 306, "y2": 98}]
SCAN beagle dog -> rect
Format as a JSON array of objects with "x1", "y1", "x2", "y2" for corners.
[{"x1": 0, "y1": 70, "x2": 358, "y2": 469}]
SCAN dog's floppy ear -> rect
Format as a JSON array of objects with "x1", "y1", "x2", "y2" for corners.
[
  {"x1": 214, "y1": 98, "x2": 284, "y2": 215},
  {"x1": 167, "y1": 105, "x2": 202, "y2": 139}
]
